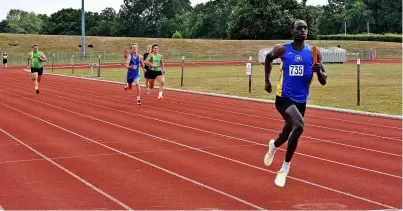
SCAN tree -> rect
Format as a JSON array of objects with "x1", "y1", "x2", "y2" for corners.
[{"x1": 5, "y1": 9, "x2": 43, "y2": 34}]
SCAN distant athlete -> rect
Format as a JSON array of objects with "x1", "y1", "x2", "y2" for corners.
[
  {"x1": 145, "y1": 44, "x2": 166, "y2": 100},
  {"x1": 27, "y1": 44, "x2": 47, "y2": 94},
  {"x1": 143, "y1": 45, "x2": 152, "y2": 94},
  {"x1": 2, "y1": 52, "x2": 7, "y2": 70},
  {"x1": 263, "y1": 19, "x2": 327, "y2": 187},
  {"x1": 124, "y1": 43, "x2": 145, "y2": 105}
]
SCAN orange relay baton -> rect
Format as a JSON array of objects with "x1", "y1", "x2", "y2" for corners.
[{"x1": 313, "y1": 46, "x2": 318, "y2": 64}]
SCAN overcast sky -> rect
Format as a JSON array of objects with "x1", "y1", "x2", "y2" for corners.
[{"x1": 0, "y1": 0, "x2": 328, "y2": 20}]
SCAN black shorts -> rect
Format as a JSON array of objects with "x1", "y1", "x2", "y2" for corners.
[
  {"x1": 144, "y1": 68, "x2": 152, "y2": 79},
  {"x1": 31, "y1": 67, "x2": 44, "y2": 76},
  {"x1": 147, "y1": 70, "x2": 163, "y2": 80},
  {"x1": 2, "y1": 59, "x2": 7, "y2": 64},
  {"x1": 275, "y1": 96, "x2": 307, "y2": 117}
]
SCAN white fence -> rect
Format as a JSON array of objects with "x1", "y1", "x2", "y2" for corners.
[{"x1": 258, "y1": 47, "x2": 348, "y2": 64}]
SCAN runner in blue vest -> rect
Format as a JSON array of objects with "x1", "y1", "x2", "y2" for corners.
[
  {"x1": 124, "y1": 43, "x2": 145, "y2": 105},
  {"x1": 263, "y1": 20, "x2": 328, "y2": 187}
]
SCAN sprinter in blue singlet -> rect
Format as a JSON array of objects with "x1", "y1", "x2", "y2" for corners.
[
  {"x1": 124, "y1": 43, "x2": 145, "y2": 105},
  {"x1": 262, "y1": 20, "x2": 328, "y2": 188}
]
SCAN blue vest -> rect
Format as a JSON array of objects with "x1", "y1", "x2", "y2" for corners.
[
  {"x1": 128, "y1": 53, "x2": 140, "y2": 73},
  {"x1": 276, "y1": 42, "x2": 314, "y2": 103}
]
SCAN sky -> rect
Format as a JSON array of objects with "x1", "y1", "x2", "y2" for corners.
[{"x1": 0, "y1": 0, "x2": 328, "y2": 20}]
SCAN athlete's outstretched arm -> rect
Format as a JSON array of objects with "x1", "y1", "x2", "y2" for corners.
[
  {"x1": 144, "y1": 54, "x2": 154, "y2": 68},
  {"x1": 313, "y1": 48, "x2": 327, "y2": 85},
  {"x1": 27, "y1": 52, "x2": 31, "y2": 68},
  {"x1": 160, "y1": 55, "x2": 165, "y2": 74},
  {"x1": 264, "y1": 44, "x2": 285, "y2": 93},
  {"x1": 40, "y1": 52, "x2": 47, "y2": 62},
  {"x1": 140, "y1": 55, "x2": 145, "y2": 72},
  {"x1": 125, "y1": 55, "x2": 132, "y2": 69}
]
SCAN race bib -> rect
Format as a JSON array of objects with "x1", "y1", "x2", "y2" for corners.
[{"x1": 289, "y1": 65, "x2": 304, "y2": 76}]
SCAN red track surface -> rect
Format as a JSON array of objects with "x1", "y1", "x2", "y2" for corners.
[{"x1": 0, "y1": 67, "x2": 401, "y2": 210}]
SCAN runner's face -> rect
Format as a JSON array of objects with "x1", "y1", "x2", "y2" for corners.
[
  {"x1": 131, "y1": 45, "x2": 138, "y2": 53},
  {"x1": 292, "y1": 20, "x2": 308, "y2": 40},
  {"x1": 153, "y1": 46, "x2": 159, "y2": 54},
  {"x1": 33, "y1": 45, "x2": 38, "y2": 52}
]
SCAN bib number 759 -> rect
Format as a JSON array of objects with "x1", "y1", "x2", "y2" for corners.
[{"x1": 289, "y1": 65, "x2": 304, "y2": 76}]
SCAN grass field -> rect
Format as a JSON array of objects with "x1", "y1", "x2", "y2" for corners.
[
  {"x1": 1, "y1": 33, "x2": 401, "y2": 61},
  {"x1": 49, "y1": 63, "x2": 402, "y2": 115}
]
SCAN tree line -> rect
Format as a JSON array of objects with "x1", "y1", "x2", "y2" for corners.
[{"x1": 0, "y1": 0, "x2": 401, "y2": 40}]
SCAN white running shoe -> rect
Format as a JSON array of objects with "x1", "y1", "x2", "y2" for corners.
[
  {"x1": 264, "y1": 139, "x2": 276, "y2": 166},
  {"x1": 274, "y1": 170, "x2": 289, "y2": 187}
]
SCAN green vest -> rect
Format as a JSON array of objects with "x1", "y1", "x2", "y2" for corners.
[
  {"x1": 149, "y1": 54, "x2": 162, "y2": 71},
  {"x1": 30, "y1": 51, "x2": 43, "y2": 68}
]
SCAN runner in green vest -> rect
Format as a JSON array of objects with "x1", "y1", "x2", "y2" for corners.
[
  {"x1": 145, "y1": 44, "x2": 166, "y2": 100},
  {"x1": 27, "y1": 44, "x2": 47, "y2": 94}
]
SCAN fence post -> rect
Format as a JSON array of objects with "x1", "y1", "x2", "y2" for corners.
[
  {"x1": 357, "y1": 54, "x2": 361, "y2": 106},
  {"x1": 246, "y1": 56, "x2": 252, "y2": 93},
  {"x1": 52, "y1": 54, "x2": 55, "y2": 72},
  {"x1": 71, "y1": 55, "x2": 74, "y2": 74},
  {"x1": 97, "y1": 55, "x2": 101, "y2": 77},
  {"x1": 181, "y1": 56, "x2": 185, "y2": 86}
]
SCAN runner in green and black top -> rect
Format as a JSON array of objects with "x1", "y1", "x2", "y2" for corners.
[
  {"x1": 145, "y1": 44, "x2": 166, "y2": 100},
  {"x1": 27, "y1": 44, "x2": 47, "y2": 94}
]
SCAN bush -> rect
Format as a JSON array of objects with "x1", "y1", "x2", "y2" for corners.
[
  {"x1": 172, "y1": 31, "x2": 182, "y2": 39},
  {"x1": 317, "y1": 33, "x2": 402, "y2": 43}
]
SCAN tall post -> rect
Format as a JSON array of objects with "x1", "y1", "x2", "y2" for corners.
[
  {"x1": 367, "y1": 22, "x2": 369, "y2": 34},
  {"x1": 181, "y1": 56, "x2": 185, "y2": 86},
  {"x1": 81, "y1": 0, "x2": 85, "y2": 60},
  {"x1": 71, "y1": 55, "x2": 75, "y2": 74},
  {"x1": 246, "y1": 56, "x2": 252, "y2": 93},
  {"x1": 344, "y1": 22, "x2": 347, "y2": 35},
  {"x1": 97, "y1": 55, "x2": 101, "y2": 77},
  {"x1": 357, "y1": 55, "x2": 361, "y2": 106},
  {"x1": 52, "y1": 54, "x2": 55, "y2": 72}
]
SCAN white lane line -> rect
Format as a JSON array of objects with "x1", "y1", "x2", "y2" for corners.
[
  {"x1": 0, "y1": 103, "x2": 264, "y2": 210},
  {"x1": 0, "y1": 144, "x2": 255, "y2": 166},
  {"x1": 1, "y1": 100, "x2": 398, "y2": 210},
  {"x1": 1, "y1": 82, "x2": 399, "y2": 157},
  {"x1": 0, "y1": 128, "x2": 132, "y2": 210},
  {"x1": 4, "y1": 89, "x2": 400, "y2": 178},
  {"x1": 31, "y1": 75, "x2": 403, "y2": 126}
]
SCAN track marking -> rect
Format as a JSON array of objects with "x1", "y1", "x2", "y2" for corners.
[
  {"x1": 41, "y1": 86, "x2": 402, "y2": 157},
  {"x1": 28, "y1": 77, "x2": 402, "y2": 129},
  {"x1": 146, "y1": 94, "x2": 402, "y2": 129},
  {"x1": 3, "y1": 76, "x2": 401, "y2": 129},
  {"x1": 0, "y1": 103, "x2": 264, "y2": 210},
  {"x1": 1, "y1": 81, "x2": 399, "y2": 157},
  {"x1": 0, "y1": 128, "x2": 132, "y2": 210},
  {"x1": 0, "y1": 144, "x2": 255, "y2": 166},
  {"x1": 39, "y1": 73, "x2": 403, "y2": 120},
  {"x1": 3, "y1": 89, "x2": 401, "y2": 178},
  {"x1": 16, "y1": 79, "x2": 401, "y2": 141},
  {"x1": 0, "y1": 103, "x2": 397, "y2": 210},
  {"x1": 162, "y1": 100, "x2": 402, "y2": 141}
]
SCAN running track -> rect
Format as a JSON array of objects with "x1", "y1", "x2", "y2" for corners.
[{"x1": 0, "y1": 67, "x2": 401, "y2": 210}]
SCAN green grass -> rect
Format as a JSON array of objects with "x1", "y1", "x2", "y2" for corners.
[
  {"x1": 1, "y1": 33, "x2": 401, "y2": 60},
  {"x1": 50, "y1": 63, "x2": 402, "y2": 115}
]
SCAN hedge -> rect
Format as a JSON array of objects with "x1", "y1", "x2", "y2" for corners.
[{"x1": 317, "y1": 33, "x2": 402, "y2": 43}]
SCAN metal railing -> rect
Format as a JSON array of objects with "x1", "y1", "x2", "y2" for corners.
[{"x1": 1, "y1": 48, "x2": 400, "y2": 66}]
